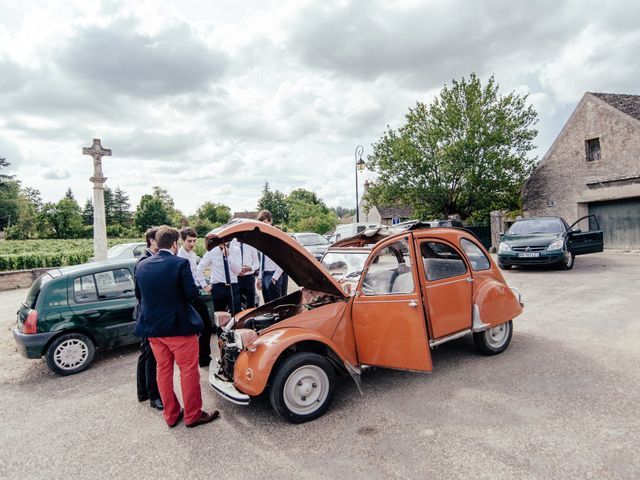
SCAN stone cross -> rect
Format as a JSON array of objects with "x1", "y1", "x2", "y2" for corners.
[{"x1": 82, "y1": 138, "x2": 111, "y2": 262}]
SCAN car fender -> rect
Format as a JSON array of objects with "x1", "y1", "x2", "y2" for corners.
[
  {"x1": 473, "y1": 278, "x2": 523, "y2": 327},
  {"x1": 233, "y1": 327, "x2": 350, "y2": 397}
]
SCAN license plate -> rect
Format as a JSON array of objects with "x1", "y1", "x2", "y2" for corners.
[{"x1": 518, "y1": 252, "x2": 540, "y2": 257}]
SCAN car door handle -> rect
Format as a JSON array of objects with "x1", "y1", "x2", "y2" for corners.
[
  {"x1": 466, "y1": 277, "x2": 474, "y2": 283},
  {"x1": 408, "y1": 300, "x2": 418, "y2": 308},
  {"x1": 84, "y1": 310, "x2": 101, "y2": 318}
]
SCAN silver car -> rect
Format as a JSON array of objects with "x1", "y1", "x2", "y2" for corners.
[{"x1": 89, "y1": 242, "x2": 146, "y2": 262}]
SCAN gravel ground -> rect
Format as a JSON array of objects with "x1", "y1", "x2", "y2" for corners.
[{"x1": 0, "y1": 252, "x2": 638, "y2": 480}]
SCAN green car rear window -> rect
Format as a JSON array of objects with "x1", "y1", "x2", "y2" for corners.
[{"x1": 25, "y1": 273, "x2": 53, "y2": 308}]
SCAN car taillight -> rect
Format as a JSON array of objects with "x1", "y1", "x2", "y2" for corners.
[{"x1": 23, "y1": 310, "x2": 38, "y2": 334}]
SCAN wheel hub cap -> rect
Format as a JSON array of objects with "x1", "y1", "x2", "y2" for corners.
[
  {"x1": 54, "y1": 339, "x2": 88, "y2": 370},
  {"x1": 283, "y1": 365, "x2": 329, "y2": 415}
]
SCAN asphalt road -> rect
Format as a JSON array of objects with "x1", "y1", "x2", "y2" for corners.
[{"x1": 1, "y1": 252, "x2": 638, "y2": 480}]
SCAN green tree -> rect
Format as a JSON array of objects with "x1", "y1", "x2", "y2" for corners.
[
  {"x1": 196, "y1": 201, "x2": 231, "y2": 224},
  {"x1": 22, "y1": 187, "x2": 43, "y2": 212},
  {"x1": 286, "y1": 188, "x2": 337, "y2": 234},
  {"x1": 82, "y1": 199, "x2": 94, "y2": 225},
  {"x1": 152, "y1": 186, "x2": 183, "y2": 225},
  {"x1": 134, "y1": 194, "x2": 171, "y2": 232},
  {"x1": 364, "y1": 73, "x2": 538, "y2": 224},
  {"x1": 0, "y1": 180, "x2": 21, "y2": 230},
  {"x1": 331, "y1": 206, "x2": 356, "y2": 218},
  {"x1": 257, "y1": 181, "x2": 289, "y2": 224},
  {"x1": 112, "y1": 186, "x2": 132, "y2": 226},
  {"x1": 36, "y1": 197, "x2": 83, "y2": 238},
  {"x1": 64, "y1": 187, "x2": 75, "y2": 200}
]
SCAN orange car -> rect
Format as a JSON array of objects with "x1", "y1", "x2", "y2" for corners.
[{"x1": 206, "y1": 220, "x2": 523, "y2": 423}]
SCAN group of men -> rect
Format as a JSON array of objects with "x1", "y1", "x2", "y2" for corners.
[{"x1": 133, "y1": 210, "x2": 286, "y2": 429}]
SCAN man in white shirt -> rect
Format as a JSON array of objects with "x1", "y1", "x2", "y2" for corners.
[
  {"x1": 256, "y1": 210, "x2": 285, "y2": 303},
  {"x1": 237, "y1": 241, "x2": 260, "y2": 308},
  {"x1": 196, "y1": 238, "x2": 242, "y2": 315},
  {"x1": 178, "y1": 227, "x2": 212, "y2": 367}
]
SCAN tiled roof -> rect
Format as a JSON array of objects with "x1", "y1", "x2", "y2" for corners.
[
  {"x1": 233, "y1": 211, "x2": 258, "y2": 219},
  {"x1": 590, "y1": 92, "x2": 640, "y2": 121},
  {"x1": 376, "y1": 206, "x2": 413, "y2": 218}
]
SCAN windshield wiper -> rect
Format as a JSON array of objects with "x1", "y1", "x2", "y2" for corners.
[{"x1": 345, "y1": 271, "x2": 362, "y2": 278}]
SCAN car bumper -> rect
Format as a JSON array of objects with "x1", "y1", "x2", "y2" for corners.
[
  {"x1": 498, "y1": 251, "x2": 564, "y2": 266},
  {"x1": 12, "y1": 328, "x2": 56, "y2": 358},
  {"x1": 208, "y1": 359, "x2": 250, "y2": 406}
]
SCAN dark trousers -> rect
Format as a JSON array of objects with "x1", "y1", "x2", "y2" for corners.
[
  {"x1": 136, "y1": 338, "x2": 160, "y2": 402},
  {"x1": 237, "y1": 274, "x2": 256, "y2": 309},
  {"x1": 212, "y1": 283, "x2": 241, "y2": 315},
  {"x1": 192, "y1": 297, "x2": 212, "y2": 364},
  {"x1": 262, "y1": 271, "x2": 282, "y2": 303}
]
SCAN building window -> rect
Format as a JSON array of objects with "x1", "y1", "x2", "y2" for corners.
[{"x1": 585, "y1": 138, "x2": 601, "y2": 162}]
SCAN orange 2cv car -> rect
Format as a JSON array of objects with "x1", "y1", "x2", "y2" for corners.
[{"x1": 205, "y1": 220, "x2": 523, "y2": 423}]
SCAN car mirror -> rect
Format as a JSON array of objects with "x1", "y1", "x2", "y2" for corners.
[{"x1": 571, "y1": 228, "x2": 582, "y2": 234}]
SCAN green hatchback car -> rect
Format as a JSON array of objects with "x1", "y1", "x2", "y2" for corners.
[{"x1": 13, "y1": 258, "x2": 212, "y2": 376}]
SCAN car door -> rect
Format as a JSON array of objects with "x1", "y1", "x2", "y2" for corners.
[
  {"x1": 568, "y1": 215, "x2": 604, "y2": 255},
  {"x1": 415, "y1": 238, "x2": 473, "y2": 339},
  {"x1": 68, "y1": 267, "x2": 137, "y2": 347},
  {"x1": 351, "y1": 236, "x2": 432, "y2": 371}
]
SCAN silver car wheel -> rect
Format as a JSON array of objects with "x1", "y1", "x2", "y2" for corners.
[
  {"x1": 283, "y1": 365, "x2": 330, "y2": 416},
  {"x1": 484, "y1": 323, "x2": 510, "y2": 349},
  {"x1": 54, "y1": 339, "x2": 89, "y2": 370}
]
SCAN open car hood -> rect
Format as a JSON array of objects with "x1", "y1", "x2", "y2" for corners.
[
  {"x1": 205, "y1": 220, "x2": 347, "y2": 298},
  {"x1": 331, "y1": 225, "x2": 406, "y2": 247}
]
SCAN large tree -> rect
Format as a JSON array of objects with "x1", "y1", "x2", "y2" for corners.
[
  {"x1": 134, "y1": 194, "x2": 171, "y2": 232},
  {"x1": 195, "y1": 201, "x2": 231, "y2": 224},
  {"x1": 257, "y1": 181, "x2": 289, "y2": 225},
  {"x1": 286, "y1": 188, "x2": 338, "y2": 234},
  {"x1": 364, "y1": 73, "x2": 538, "y2": 224},
  {"x1": 112, "y1": 186, "x2": 132, "y2": 226}
]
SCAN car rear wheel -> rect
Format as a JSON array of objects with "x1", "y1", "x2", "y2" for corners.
[
  {"x1": 559, "y1": 251, "x2": 575, "y2": 270},
  {"x1": 269, "y1": 352, "x2": 336, "y2": 423},
  {"x1": 45, "y1": 333, "x2": 96, "y2": 376},
  {"x1": 473, "y1": 321, "x2": 513, "y2": 355}
]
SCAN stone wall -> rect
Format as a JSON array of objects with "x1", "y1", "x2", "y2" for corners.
[
  {"x1": 0, "y1": 268, "x2": 48, "y2": 291},
  {"x1": 523, "y1": 93, "x2": 640, "y2": 228}
]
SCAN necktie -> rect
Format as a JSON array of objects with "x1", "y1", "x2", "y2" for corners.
[
  {"x1": 261, "y1": 252, "x2": 265, "y2": 271},
  {"x1": 223, "y1": 251, "x2": 231, "y2": 285}
]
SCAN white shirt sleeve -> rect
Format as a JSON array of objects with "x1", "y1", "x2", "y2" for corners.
[
  {"x1": 195, "y1": 250, "x2": 211, "y2": 287},
  {"x1": 227, "y1": 243, "x2": 242, "y2": 275},
  {"x1": 273, "y1": 264, "x2": 283, "y2": 281}
]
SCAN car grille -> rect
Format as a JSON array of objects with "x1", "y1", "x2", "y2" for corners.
[{"x1": 512, "y1": 246, "x2": 546, "y2": 252}]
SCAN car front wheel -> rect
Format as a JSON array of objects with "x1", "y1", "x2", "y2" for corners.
[
  {"x1": 559, "y1": 251, "x2": 575, "y2": 270},
  {"x1": 45, "y1": 333, "x2": 96, "y2": 376},
  {"x1": 269, "y1": 352, "x2": 336, "y2": 423},
  {"x1": 473, "y1": 321, "x2": 513, "y2": 355}
]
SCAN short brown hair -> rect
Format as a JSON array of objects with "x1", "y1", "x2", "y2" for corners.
[
  {"x1": 144, "y1": 227, "x2": 158, "y2": 248},
  {"x1": 257, "y1": 210, "x2": 272, "y2": 222},
  {"x1": 180, "y1": 227, "x2": 197, "y2": 241},
  {"x1": 156, "y1": 226, "x2": 180, "y2": 250}
]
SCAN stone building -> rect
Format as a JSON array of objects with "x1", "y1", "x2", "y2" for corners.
[
  {"x1": 522, "y1": 92, "x2": 640, "y2": 249},
  {"x1": 360, "y1": 205, "x2": 414, "y2": 225}
]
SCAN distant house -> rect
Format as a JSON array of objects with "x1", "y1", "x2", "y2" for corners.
[
  {"x1": 233, "y1": 211, "x2": 258, "y2": 220},
  {"x1": 522, "y1": 92, "x2": 640, "y2": 249},
  {"x1": 361, "y1": 205, "x2": 414, "y2": 226}
]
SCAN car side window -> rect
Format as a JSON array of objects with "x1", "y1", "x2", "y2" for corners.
[
  {"x1": 460, "y1": 239, "x2": 491, "y2": 271},
  {"x1": 74, "y1": 275, "x2": 98, "y2": 303},
  {"x1": 362, "y1": 239, "x2": 414, "y2": 295},
  {"x1": 421, "y1": 241, "x2": 467, "y2": 281},
  {"x1": 133, "y1": 245, "x2": 145, "y2": 257},
  {"x1": 95, "y1": 268, "x2": 135, "y2": 300}
]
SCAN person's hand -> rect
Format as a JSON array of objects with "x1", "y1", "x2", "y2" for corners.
[
  {"x1": 256, "y1": 279, "x2": 262, "y2": 290},
  {"x1": 240, "y1": 265, "x2": 252, "y2": 274},
  {"x1": 203, "y1": 285, "x2": 212, "y2": 293}
]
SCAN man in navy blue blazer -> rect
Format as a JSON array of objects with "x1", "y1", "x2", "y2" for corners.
[{"x1": 135, "y1": 226, "x2": 219, "y2": 429}]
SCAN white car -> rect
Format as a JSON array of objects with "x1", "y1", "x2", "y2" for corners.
[{"x1": 89, "y1": 242, "x2": 146, "y2": 262}]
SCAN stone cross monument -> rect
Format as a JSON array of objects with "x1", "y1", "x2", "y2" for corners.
[{"x1": 82, "y1": 138, "x2": 111, "y2": 261}]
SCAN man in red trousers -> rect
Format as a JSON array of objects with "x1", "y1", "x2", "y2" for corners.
[{"x1": 134, "y1": 225, "x2": 219, "y2": 428}]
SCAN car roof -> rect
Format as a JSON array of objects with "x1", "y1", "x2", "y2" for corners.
[{"x1": 48, "y1": 258, "x2": 136, "y2": 277}]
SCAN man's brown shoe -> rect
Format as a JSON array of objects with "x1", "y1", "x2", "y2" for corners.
[
  {"x1": 168, "y1": 409, "x2": 183, "y2": 428},
  {"x1": 185, "y1": 410, "x2": 220, "y2": 428}
]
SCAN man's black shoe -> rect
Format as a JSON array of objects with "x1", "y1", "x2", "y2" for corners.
[
  {"x1": 138, "y1": 396, "x2": 149, "y2": 403},
  {"x1": 150, "y1": 398, "x2": 164, "y2": 411},
  {"x1": 186, "y1": 410, "x2": 220, "y2": 428}
]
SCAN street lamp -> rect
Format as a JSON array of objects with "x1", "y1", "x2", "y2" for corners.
[{"x1": 354, "y1": 145, "x2": 365, "y2": 222}]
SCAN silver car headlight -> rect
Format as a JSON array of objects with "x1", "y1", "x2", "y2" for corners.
[
  {"x1": 547, "y1": 238, "x2": 564, "y2": 251},
  {"x1": 498, "y1": 242, "x2": 511, "y2": 253}
]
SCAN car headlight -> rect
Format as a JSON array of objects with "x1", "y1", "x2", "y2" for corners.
[
  {"x1": 547, "y1": 238, "x2": 564, "y2": 251},
  {"x1": 233, "y1": 329, "x2": 258, "y2": 351},
  {"x1": 498, "y1": 242, "x2": 511, "y2": 253}
]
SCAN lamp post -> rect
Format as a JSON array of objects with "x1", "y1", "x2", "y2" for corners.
[{"x1": 354, "y1": 145, "x2": 365, "y2": 223}]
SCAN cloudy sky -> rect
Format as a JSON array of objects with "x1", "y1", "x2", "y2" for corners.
[{"x1": 1, "y1": 0, "x2": 639, "y2": 215}]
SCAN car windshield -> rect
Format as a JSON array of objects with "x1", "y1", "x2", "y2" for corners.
[
  {"x1": 107, "y1": 244, "x2": 131, "y2": 256},
  {"x1": 296, "y1": 234, "x2": 330, "y2": 246},
  {"x1": 508, "y1": 218, "x2": 565, "y2": 235},
  {"x1": 321, "y1": 251, "x2": 369, "y2": 278}
]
